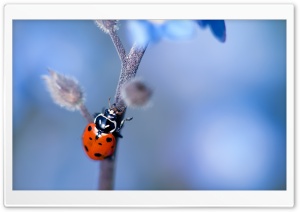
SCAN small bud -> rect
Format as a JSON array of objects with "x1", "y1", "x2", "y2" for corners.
[
  {"x1": 121, "y1": 78, "x2": 152, "y2": 108},
  {"x1": 42, "y1": 69, "x2": 84, "y2": 111},
  {"x1": 95, "y1": 20, "x2": 119, "y2": 34}
]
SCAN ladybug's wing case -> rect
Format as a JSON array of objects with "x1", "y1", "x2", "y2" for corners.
[
  {"x1": 82, "y1": 123, "x2": 97, "y2": 145},
  {"x1": 96, "y1": 134, "x2": 116, "y2": 158},
  {"x1": 82, "y1": 123, "x2": 116, "y2": 160},
  {"x1": 82, "y1": 123, "x2": 103, "y2": 160}
]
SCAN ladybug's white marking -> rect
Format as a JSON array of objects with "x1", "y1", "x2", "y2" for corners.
[{"x1": 94, "y1": 113, "x2": 117, "y2": 133}]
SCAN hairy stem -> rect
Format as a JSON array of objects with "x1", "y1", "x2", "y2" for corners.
[
  {"x1": 99, "y1": 157, "x2": 115, "y2": 190},
  {"x1": 99, "y1": 35, "x2": 148, "y2": 190},
  {"x1": 108, "y1": 29, "x2": 126, "y2": 64},
  {"x1": 115, "y1": 43, "x2": 148, "y2": 110},
  {"x1": 79, "y1": 103, "x2": 93, "y2": 123}
]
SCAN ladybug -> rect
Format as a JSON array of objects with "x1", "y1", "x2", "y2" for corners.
[{"x1": 82, "y1": 99, "x2": 132, "y2": 160}]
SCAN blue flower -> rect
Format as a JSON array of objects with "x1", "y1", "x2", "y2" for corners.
[
  {"x1": 196, "y1": 20, "x2": 226, "y2": 43},
  {"x1": 126, "y1": 20, "x2": 226, "y2": 46}
]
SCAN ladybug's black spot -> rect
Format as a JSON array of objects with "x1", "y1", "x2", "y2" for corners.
[
  {"x1": 88, "y1": 126, "x2": 92, "y2": 131},
  {"x1": 94, "y1": 153, "x2": 102, "y2": 157},
  {"x1": 106, "y1": 137, "x2": 112, "y2": 142},
  {"x1": 98, "y1": 143, "x2": 102, "y2": 145},
  {"x1": 95, "y1": 136, "x2": 99, "y2": 140},
  {"x1": 84, "y1": 145, "x2": 89, "y2": 152},
  {"x1": 111, "y1": 145, "x2": 114, "y2": 149},
  {"x1": 89, "y1": 137, "x2": 92, "y2": 140}
]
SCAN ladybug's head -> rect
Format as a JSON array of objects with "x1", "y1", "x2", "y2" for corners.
[
  {"x1": 107, "y1": 97, "x2": 124, "y2": 117},
  {"x1": 94, "y1": 98, "x2": 126, "y2": 134},
  {"x1": 104, "y1": 108, "x2": 118, "y2": 120}
]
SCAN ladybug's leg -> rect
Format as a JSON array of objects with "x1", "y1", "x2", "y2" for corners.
[
  {"x1": 119, "y1": 117, "x2": 133, "y2": 130},
  {"x1": 114, "y1": 117, "x2": 132, "y2": 138},
  {"x1": 105, "y1": 153, "x2": 116, "y2": 160},
  {"x1": 114, "y1": 131, "x2": 123, "y2": 138}
]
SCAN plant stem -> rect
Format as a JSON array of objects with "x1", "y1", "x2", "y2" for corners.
[
  {"x1": 115, "y1": 43, "x2": 148, "y2": 111},
  {"x1": 98, "y1": 29, "x2": 148, "y2": 190},
  {"x1": 108, "y1": 30, "x2": 126, "y2": 63},
  {"x1": 79, "y1": 103, "x2": 93, "y2": 123},
  {"x1": 99, "y1": 157, "x2": 115, "y2": 190}
]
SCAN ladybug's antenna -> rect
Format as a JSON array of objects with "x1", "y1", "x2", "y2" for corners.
[{"x1": 108, "y1": 97, "x2": 125, "y2": 115}]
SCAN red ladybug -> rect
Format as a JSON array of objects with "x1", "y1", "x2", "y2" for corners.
[{"x1": 82, "y1": 100, "x2": 132, "y2": 160}]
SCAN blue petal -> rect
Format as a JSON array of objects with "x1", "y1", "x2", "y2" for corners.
[
  {"x1": 197, "y1": 20, "x2": 209, "y2": 28},
  {"x1": 126, "y1": 20, "x2": 153, "y2": 46},
  {"x1": 162, "y1": 20, "x2": 196, "y2": 40},
  {"x1": 196, "y1": 20, "x2": 226, "y2": 42},
  {"x1": 147, "y1": 22, "x2": 162, "y2": 43}
]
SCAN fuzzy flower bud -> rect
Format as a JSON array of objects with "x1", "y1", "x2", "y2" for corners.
[
  {"x1": 121, "y1": 78, "x2": 152, "y2": 108},
  {"x1": 95, "y1": 20, "x2": 119, "y2": 34},
  {"x1": 42, "y1": 69, "x2": 84, "y2": 111}
]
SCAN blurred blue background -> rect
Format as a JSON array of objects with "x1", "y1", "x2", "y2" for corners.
[{"x1": 13, "y1": 20, "x2": 286, "y2": 190}]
